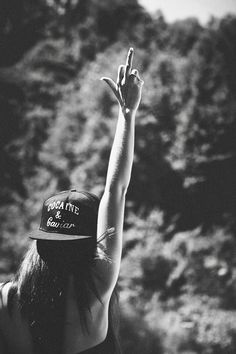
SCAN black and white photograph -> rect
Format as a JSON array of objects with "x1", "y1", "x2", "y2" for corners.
[{"x1": 0, "y1": 1, "x2": 236, "y2": 353}]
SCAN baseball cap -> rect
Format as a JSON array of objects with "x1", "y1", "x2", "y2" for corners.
[{"x1": 29, "y1": 189, "x2": 99, "y2": 241}]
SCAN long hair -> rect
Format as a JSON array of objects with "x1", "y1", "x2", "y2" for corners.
[{"x1": 8, "y1": 202, "x2": 122, "y2": 354}]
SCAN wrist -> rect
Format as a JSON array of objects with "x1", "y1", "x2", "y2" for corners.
[{"x1": 120, "y1": 106, "x2": 137, "y2": 119}]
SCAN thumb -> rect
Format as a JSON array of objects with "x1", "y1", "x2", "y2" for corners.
[{"x1": 100, "y1": 77, "x2": 120, "y2": 102}]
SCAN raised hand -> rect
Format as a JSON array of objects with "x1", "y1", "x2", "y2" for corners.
[{"x1": 101, "y1": 48, "x2": 144, "y2": 113}]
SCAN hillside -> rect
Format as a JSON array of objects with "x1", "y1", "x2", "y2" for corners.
[{"x1": 0, "y1": 1, "x2": 236, "y2": 353}]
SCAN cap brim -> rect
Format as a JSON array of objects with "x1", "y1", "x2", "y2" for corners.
[{"x1": 29, "y1": 230, "x2": 93, "y2": 241}]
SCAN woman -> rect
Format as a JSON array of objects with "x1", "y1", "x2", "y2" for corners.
[{"x1": 0, "y1": 48, "x2": 143, "y2": 354}]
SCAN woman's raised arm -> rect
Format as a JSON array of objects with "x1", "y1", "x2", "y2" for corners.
[{"x1": 95, "y1": 48, "x2": 143, "y2": 298}]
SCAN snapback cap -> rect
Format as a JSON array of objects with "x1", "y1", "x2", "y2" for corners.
[{"x1": 29, "y1": 190, "x2": 99, "y2": 241}]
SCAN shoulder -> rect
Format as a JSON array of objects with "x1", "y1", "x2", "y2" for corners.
[
  {"x1": 91, "y1": 258, "x2": 118, "y2": 303},
  {"x1": 0, "y1": 283, "x2": 4, "y2": 311},
  {"x1": 0, "y1": 282, "x2": 12, "y2": 314}
]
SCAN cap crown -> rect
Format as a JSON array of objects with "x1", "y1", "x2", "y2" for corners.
[{"x1": 31, "y1": 190, "x2": 99, "y2": 241}]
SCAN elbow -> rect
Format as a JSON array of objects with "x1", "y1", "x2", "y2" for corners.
[{"x1": 105, "y1": 183, "x2": 128, "y2": 198}]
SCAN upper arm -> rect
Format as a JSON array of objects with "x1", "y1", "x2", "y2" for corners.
[
  {"x1": 0, "y1": 283, "x2": 4, "y2": 313},
  {"x1": 93, "y1": 187, "x2": 126, "y2": 299}
]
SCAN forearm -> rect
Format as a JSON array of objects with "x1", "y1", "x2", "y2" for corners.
[{"x1": 104, "y1": 107, "x2": 136, "y2": 194}]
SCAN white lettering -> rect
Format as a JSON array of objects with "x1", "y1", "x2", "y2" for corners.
[
  {"x1": 47, "y1": 201, "x2": 80, "y2": 216},
  {"x1": 74, "y1": 206, "x2": 79, "y2": 215},
  {"x1": 47, "y1": 217, "x2": 75, "y2": 229},
  {"x1": 47, "y1": 217, "x2": 60, "y2": 228}
]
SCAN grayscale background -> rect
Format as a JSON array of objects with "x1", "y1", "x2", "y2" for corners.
[{"x1": 0, "y1": 1, "x2": 236, "y2": 353}]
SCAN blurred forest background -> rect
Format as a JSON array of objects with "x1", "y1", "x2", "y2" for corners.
[{"x1": 0, "y1": 0, "x2": 236, "y2": 353}]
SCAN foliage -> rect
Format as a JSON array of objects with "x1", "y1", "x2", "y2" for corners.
[
  {"x1": 120, "y1": 214, "x2": 236, "y2": 353},
  {"x1": 0, "y1": 0, "x2": 236, "y2": 352}
]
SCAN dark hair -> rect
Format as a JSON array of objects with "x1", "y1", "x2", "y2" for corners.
[{"x1": 9, "y1": 224, "x2": 121, "y2": 354}]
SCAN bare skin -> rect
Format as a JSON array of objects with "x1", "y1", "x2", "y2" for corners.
[{"x1": 0, "y1": 48, "x2": 143, "y2": 354}]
